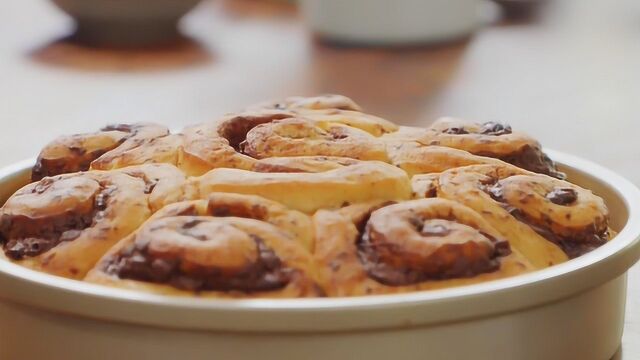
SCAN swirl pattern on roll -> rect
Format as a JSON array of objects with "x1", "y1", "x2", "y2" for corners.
[
  {"x1": 86, "y1": 193, "x2": 323, "y2": 297},
  {"x1": 314, "y1": 199, "x2": 533, "y2": 296},
  {"x1": 382, "y1": 118, "x2": 563, "y2": 178},
  {"x1": 425, "y1": 118, "x2": 563, "y2": 178},
  {"x1": 436, "y1": 164, "x2": 610, "y2": 260},
  {"x1": 32, "y1": 123, "x2": 169, "y2": 180},
  {"x1": 0, "y1": 164, "x2": 185, "y2": 278}
]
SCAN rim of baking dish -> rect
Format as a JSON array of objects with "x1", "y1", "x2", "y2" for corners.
[{"x1": 0, "y1": 150, "x2": 638, "y2": 333}]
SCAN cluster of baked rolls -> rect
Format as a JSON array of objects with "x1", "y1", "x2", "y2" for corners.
[{"x1": 0, "y1": 95, "x2": 612, "y2": 298}]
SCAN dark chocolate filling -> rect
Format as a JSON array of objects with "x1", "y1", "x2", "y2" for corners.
[
  {"x1": 32, "y1": 148, "x2": 113, "y2": 181},
  {"x1": 356, "y1": 215, "x2": 509, "y2": 286},
  {"x1": 479, "y1": 144, "x2": 565, "y2": 179},
  {"x1": 547, "y1": 187, "x2": 577, "y2": 205},
  {"x1": 443, "y1": 121, "x2": 512, "y2": 136},
  {"x1": 0, "y1": 184, "x2": 112, "y2": 260},
  {"x1": 106, "y1": 235, "x2": 292, "y2": 292},
  {"x1": 440, "y1": 122, "x2": 563, "y2": 178},
  {"x1": 207, "y1": 201, "x2": 268, "y2": 220},
  {"x1": 484, "y1": 184, "x2": 607, "y2": 258},
  {"x1": 218, "y1": 113, "x2": 292, "y2": 152}
]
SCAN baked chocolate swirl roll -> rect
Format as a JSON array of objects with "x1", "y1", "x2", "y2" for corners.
[
  {"x1": 314, "y1": 198, "x2": 533, "y2": 296},
  {"x1": 86, "y1": 194, "x2": 323, "y2": 298},
  {"x1": 437, "y1": 164, "x2": 610, "y2": 262},
  {"x1": 178, "y1": 110, "x2": 294, "y2": 175},
  {"x1": 421, "y1": 118, "x2": 564, "y2": 178},
  {"x1": 182, "y1": 96, "x2": 396, "y2": 175},
  {"x1": 240, "y1": 117, "x2": 389, "y2": 162},
  {"x1": 185, "y1": 159, "x2": 412, "y2": 214},
  {"x1": 385, "y1": 141, "x2": 506, "y2": 176},
  {"x1": 32, "y1": 123, "x2": 169, "y2": 181},
  {"x1": 0, "y1": 164, "x2": 185, "y2": 278}
]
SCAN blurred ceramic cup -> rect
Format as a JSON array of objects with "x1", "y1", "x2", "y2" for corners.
[
  {"x1": 51, "y1": 0, "x2": 203, "y2": 47},
  {"x1": 300, "y1": 0, "x2": 479, "y2": 46}
]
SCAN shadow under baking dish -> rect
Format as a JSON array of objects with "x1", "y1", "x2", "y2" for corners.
[{"x1": 0, "y1": 150, "x2": 638, "y2": 334}]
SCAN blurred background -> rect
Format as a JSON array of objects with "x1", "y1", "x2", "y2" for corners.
[{"x1": 0, "y1": 0, "x2": 638, "y2": 357}]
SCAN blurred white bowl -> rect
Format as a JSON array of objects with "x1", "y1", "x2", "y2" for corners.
[{"x1": 300, "y1": 0, "x2": 479, "y2": 45}]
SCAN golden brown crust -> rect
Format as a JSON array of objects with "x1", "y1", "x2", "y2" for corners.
[
  {"x1": 290, "y1": 109, "x2": 398, "y2": 136},
  {"x1": 314, "y1": 199, "x2": 534, "y2": 297},
  {"x1": 386, "y1": 120, "x2": 563, "y2": 178},
  {"x1": 86, "y1": 194, "x2": 323, "y2": 298},
  {"x1": 32, "y1": 123, "x2": 169, "y2": 180},
  {"x1": 384, "y1": 141, "x2": 505, "y2": 176},
  {"x1": 117, "y1": 164, "x2": 188, "y2": 212},
  {"x1": 0, "y1": 164, "x2": 185, "y2": 279},
  {"x1": 3, "y1": 95, "x2": 614, "y2": 298},
  {"x1": 252, "y1": 156, "x2": 361, "y2": 173},
  {"x1": 91, "y1": 134, "x2": 182, "y2": 172},
  {"x1": 176, "y1": 110, "x2": 298, "y2": 176},
  {"x1": 437, "y1": 164, "x2": 609, "y2": 261},
  {"x1": 185, "y1": 160, "x2": 413, "y2": 214}
]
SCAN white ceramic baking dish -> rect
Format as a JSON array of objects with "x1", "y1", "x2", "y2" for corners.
[{"x1": 0, "y1": 150, "x2": 638, "y2": 360}]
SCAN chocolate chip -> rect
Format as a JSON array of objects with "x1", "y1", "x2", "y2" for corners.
[
  {"x1": 547, "y1": 187, "x2": 578, "y2": 205},
  {"x1": 329, "y1": 128, "x2": 349, "y2": 140},
  {"x1": 143, "y1": 181, "x2": 157, "y2": 194},
  {"x1": 480, "y1": 122, "x2": 512, "y2": 136},
  {"x1": 407, "y1": 216, "x2": 424, "y2": 232},
  {"x1": 211, "y1": 206, "x2": 232, "y2": 217},
  {"x1": 5, "y1": 238, "x2": 56, "y2": 260},
  {"x1": 182, "y1": 219, "x2": 203, "y2": 229},
  {"x1": 443, "y1": 127, "x2": 469, "y2": 135},
  {"x1": 421, "y1": 224, "x2": 451, "y2": 237},
  {"x1": 493, "y1": 239, "x2": 512, "y2": 256}
]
